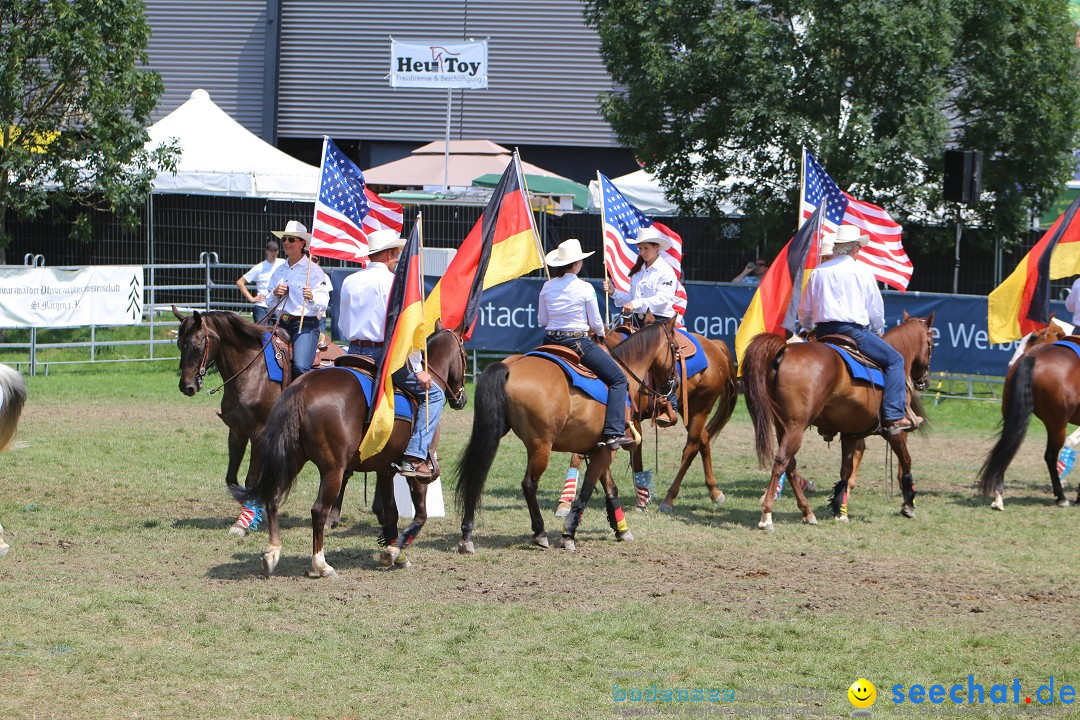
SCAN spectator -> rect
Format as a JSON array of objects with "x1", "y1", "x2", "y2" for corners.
[
  {"x1": 1065, "y1": 275, "x2": 1080, "y2": 326},
  {"x1": 733, "y1": 258, "x2": 768, "y2": 286},
  {"x1": 236, "y1": 239, "x2": 285, "y2": 324}
]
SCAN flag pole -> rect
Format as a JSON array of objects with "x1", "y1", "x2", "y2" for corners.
[
  {"x1": 598, "y1": 169, "x2": 610, "y2": 327},
  {"x1": 514, "y1": 148, "x2": 550, "y2": 280},
  {"x1": 798, "y1": 147, "x2": 807, "y2": 235},
  {"x1": 299, "y1": 137, "x2": 330, "y2": 335},
  {"x1": 418, "y1": 212, "x2": 429, "y2": 428}
]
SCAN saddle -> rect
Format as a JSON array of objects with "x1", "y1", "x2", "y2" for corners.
[
  {"x1": 332, "y1": 355, "x2": 424, "y2": 414},
  {"x1": 531, "y1": 344, "x2": 599, "y2": 379},
  {"x1": 268, "y1": 332, "x2": 345, "y2": 384},
  {"x1": 815, "y1": 334, "x2": 880, "y2": 371}
]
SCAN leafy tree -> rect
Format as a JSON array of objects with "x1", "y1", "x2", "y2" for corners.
[
  {"x1": 0, "y1": 0, "x2": 178, "y2": 262},
  {"x1": 583, "y1": 0, "x2": 1080, "y2": 250}
]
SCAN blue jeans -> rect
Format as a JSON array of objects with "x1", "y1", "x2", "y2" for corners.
[
  {"x1": 359, "y1": 346, "x2": 444, "y2": 461},
  {"x1": 252, "y1": 305, "x2": 271, "y2": 325},
  {"x1": 816, "y1": 321, "x2": 906, "y2": 421},
  {"x1": 279, "y1": 316, "x2": 321, "y2": 376},
  {"x1": 547, "y1": 334, "x2": 627, "y2": 438}
]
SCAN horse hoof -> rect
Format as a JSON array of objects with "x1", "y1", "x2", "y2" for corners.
[
  {"x1": 617, "y1": 531, "x2": 635, "y2": 543},
  {"x1": 533, "y1": 534, "x2": 550, "y2": 549},
  {"x1": 553, "y1": 506, "x2": 570, "y2": 518},
  {"x1": 261, "y1": 548, "x2": 281, "y2": 578},
  {"x1": 379, "y1": 546, "x2": 401, "y2": 568},
  {"x1": 658, "y1": 503, "x2": 674, "y2": 514},
  {"x1": 1056, "y1": 498, "x2": 1071, "y2": 508},
  {"x1": 320, "y1": 566, "x2": 340, "y2": 580},
  {"x1": 900, "y1": 505, "x2": 916, "y2": 519},
  {"x1": 803, "y1": 514, "x2": 818, "y2": 526},
  {"x1": 634, "y1": 504, "x2": 648, "y2": 513},
  {"x1": 458, "y1": 540, "x2": 475, "y2": 555},
  {"x1": 713, "y1": 492, "x2": 726, "y2": 507},
  {"x1": 990, "y1": 500, "x2": 1004, "y2": 511},
  {"x1": 833, "y1": 515, "x2": 849, "y2": 523},
  {"x1": 228, "y1": 524, "x2": 247, "y2": 537},
  {"x1": 558, "y1": 536, "x2": 577, "y2": 552},
  {"x1": 393, "y1": 557, "x2": 413, "y2": 570},
  {"x1": 757, "y1": 522, "x2": 774, "y2": 532}
]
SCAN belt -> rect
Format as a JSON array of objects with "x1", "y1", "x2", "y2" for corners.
[
  {"x1": 349, "y1": 340, "x2": 384, "y2": 348},
  {"x1": 279, "y1": 313, "x2": 320, "y2": 323},
  {"x1": 546, "y1": 330, "x2": 588, "y2": 339}
]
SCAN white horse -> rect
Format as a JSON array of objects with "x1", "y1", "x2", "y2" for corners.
[{"x1": 0, "y1": 363, "x2": 27, "y2": 557}]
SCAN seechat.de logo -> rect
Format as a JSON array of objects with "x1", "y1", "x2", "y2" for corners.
[{"x1": 848, "y1": 678, "x2": 877, "y2": 717}]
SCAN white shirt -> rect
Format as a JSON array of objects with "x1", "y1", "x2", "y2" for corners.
[
  {"x1": 612, "y1": 256, "x2": 678, "y2": 318},
  {"x1": 269, "y1": 256, "x2": 331, "y2": 317},
  {"x1": 337, "y1": 261, "x2": 422, "y2": 373},
  {"x1": 1065, "y1": 278, "x2": 1080, "y2": 326},
  {"x1": 538, "y1": 274, "x2": 605, "y2": 335},
  {"x1": 798, "y1": 255, "x2": 884, "y2": 332},
  {"x1": 243, "y1": 258, "x2": 286, "y2": 307}
]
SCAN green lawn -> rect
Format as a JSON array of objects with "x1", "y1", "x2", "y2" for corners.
[{"x1": 0, "y1": 364, "x2": 1076, "y2": 719}]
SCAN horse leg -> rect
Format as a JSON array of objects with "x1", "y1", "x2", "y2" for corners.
[
  {"x1": 555, "y1": 453, "x2": 584, "y2": 518},
  {"x1": 759, "y1": 426, "x2": 802, "y2": 531},
  {"x1": 885, "y1": 433, "x2": 917, "y2": 518},
  {"x1": 377, "y1": 471, "x2": 404, "y2": 567},
  {"x1": 387, "y1": 478, "x2": 429, "y2": 569},
  {"x1": 0, "y1": 520, "x2": 8, "y2": 557},
  {"x1": 831, "y1": 436, "x2": 861, "y2": 522},
  {"x1": 309, "y1": 467, "x2": 344, "y2": 580},
  {"x1": 327, "y1": 471, "x2": 351, "y2": 529},
  {"x1": 522, "y1": 446, "x2": 552, "y2": 548},
  {"x1": 225, "y1": 429, "x2": 247, "y2": 488},
  {"x1": 785, "y1": 455, "x2": 816, "y2": 525},
  {"x1": 631, "y1": 442, "x2": 653, "y2": 512},
  {"x1": 560, "y1": 449, "x2": 606, "y2": 551},
  {"x1": 601, "y1": 467, "x2": 633, "y2": 542},
  {"x1": 1045, "y1": 425, "x2": 1070, "y2": 507},
  {"x1": 262, "y1": 500, "x2": 283, "y2": 578},
  {"x1": 658, "y1": 411, "x2": 719, "y2": 513},
  {"x1": 226, "y1": 431, "x2": 261, "y2": 536}
]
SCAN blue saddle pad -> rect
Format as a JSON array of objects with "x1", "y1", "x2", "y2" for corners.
[
  {"x1": 262, "y1": 332, "x2": 283, "y2": 383},
  {"x1": 675, "y1": 329, "x2": 708, "y2": 379},
  {"x1": 825, "y1": 344, "x2": 885, "y2": 388},
  {"x1": 338, "y1": 367, "x2": 414, "y2": 421},
  {"x1": 1052, "y1": 340, "x2": 1080, "y2": 360},
  {"x1": 524, "y1": 351, "x2": 631, "y2": 407}
]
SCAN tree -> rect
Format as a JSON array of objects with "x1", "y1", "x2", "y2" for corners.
[
  {"x1": 583, "y1": 0, "x2": 1080, "y2": 250},
  {"x1": 0, "y1": 0, "x2": 179, "y2": 262}
]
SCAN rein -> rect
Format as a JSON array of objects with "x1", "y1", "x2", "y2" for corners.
[
  {"x1": 199, "y1": 296, "x2": 287, "y2": 396},
  {"x1": 424, "y1": 329, "x2": 468, "y2": 404},
  {"x1": 609, "y1": 327, "x2": 680, "y2": 402}
]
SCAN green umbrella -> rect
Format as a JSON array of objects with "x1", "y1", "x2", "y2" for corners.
[{"x1": 471, "y1": 172, "x2": 590, "y2": 211}]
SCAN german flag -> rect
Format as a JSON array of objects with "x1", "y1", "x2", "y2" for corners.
[
  {"x1": 359, "y1": 219, "x2": 426, "y2": 461},
  {"x1": 424, "y1": 153, "x2": 543, "y2": 339},
  {"x1": 734, "y1": 204, "x2": 823, "y2": 374},
  {"x1": 988, "y1": 194, "x2": 1080, "y2": 344}
]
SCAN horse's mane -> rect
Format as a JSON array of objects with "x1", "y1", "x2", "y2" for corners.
[
  {"x1": 884, "y1": 317, "x2": 928, "y2": 359},
  {"x1": 198, "y1": 311, "x2": 268, "y2": 345},
  {"x1": 611, "y1": 322, "x2": 666, "y2": 366}
]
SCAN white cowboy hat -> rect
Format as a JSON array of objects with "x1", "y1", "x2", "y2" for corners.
[
  {"x1": 627, "y1": 225, "x2": 671, "y2": 252},
  {"x1": 819, "y1": 237, "x2": 835, "y2": 256},
  {"x1": 827, "y1": 225, "x2": 870, "y2": 247},
  {"x1": 545, "y1": 238, "x2": 595, "y2": 267},
  {"x1": 271, "y1": 220, "x2": 312, "y2": 242},
  {"x1": 366, "y1": 228, "x2": 407, "y2": 254}
]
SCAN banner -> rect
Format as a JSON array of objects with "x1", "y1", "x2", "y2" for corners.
[
  {"x1": 0, "y1": 266, "x2": 143, "y2": 328},
  {"x1": 390, "y1": 40, "x2": 488, "y2": 89}
]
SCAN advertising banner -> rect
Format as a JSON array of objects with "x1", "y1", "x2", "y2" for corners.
[
  {"x1": 0, "y1": 266, "x2": 144, "y2": 328},
  {"x1": 390, "y1": 39, "x2": 489, "y2": 89}
]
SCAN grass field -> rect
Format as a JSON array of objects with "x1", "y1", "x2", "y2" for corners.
[{"x1": 1, "y1": 363, "x2": 1078, "y2": 719}]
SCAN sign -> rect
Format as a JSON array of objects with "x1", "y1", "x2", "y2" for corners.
[
  {"x1": 390, "y1": 39, "x2": 488, "y2": 89},
  {"x1": 328, "y1": 271, "x2": 1045, "y2": 377},
  {"x1": 0, "y1": 266, "x2": 144, "y2": 328}
]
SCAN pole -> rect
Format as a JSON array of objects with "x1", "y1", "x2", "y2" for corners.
[
  {"x1": 513, "y1": 149, "x2": 549, "y2": 280},
  {"x1": 798, "y1": 147, "x2": 808, "y2": 234},
  {"x1": 298, "y1": 254, "x2": 313, "y2": 333},
  {"x1": 953, "y1": 208, "x2": 963, "y2": 295},
  {"x1": 443, "y1": 90, "x2": 452, "y2": 192},
  {"x1": 598, "y1": 170, "x2": 610, "y2": 327},
  {"x1": 418, "y1": 212, "x2": 429, "y2": 428}
]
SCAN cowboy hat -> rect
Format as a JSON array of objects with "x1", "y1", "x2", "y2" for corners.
[
  {"x1": 827, "y1": 225, "x2": 870, "y2": 247},
  {"x1": 366, "y1": 228, "x2": 407, "y2": 254},
  {"x1": 819, "y1": 237, "x2": 835, "y2": 257},
  {"x1": 627, "y1": 225, "x2": 671, "y2": 252},
  {"x1": 545, "y1": 238, "x2": 594, "y2": 267},
  {"x1": 271, "y1": 220, "x2": 312, "y2": 242}
]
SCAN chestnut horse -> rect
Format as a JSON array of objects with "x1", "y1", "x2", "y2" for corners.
[
  {"x1": 978, "y1": 336, "x2": 1080, "y2": 510},
  {"x1": 233, "y1": 328, "x2": 468, "y2": 579},
  {"x1": 0, "y1": 363, "x2": 27, "y2": 557},
  {"x1": 741, "y1": 313, "x2": 934, "y2": 530},
  {"x1": 455, "y1": 322, "x2": 679, "y2": 554}
]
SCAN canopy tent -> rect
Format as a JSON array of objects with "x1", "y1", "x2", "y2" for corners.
[
  {"x1": 146, "y1": 89, "x2": 319, "y2": 200},
  {"x1": 472, "y1": 172, "x2": 590, "y2": 211},
  {"x1": 363, "y1": 140, "x2": 569, "y2": 191},
  {"x1": 587, "y1": 168, "x2": 741, "y2": 216}
]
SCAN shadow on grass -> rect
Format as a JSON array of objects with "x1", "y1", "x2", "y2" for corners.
[
  {"x1": 205, "y1": 547, "x2": 381, "y2": 580},
  {"x1": 172, "y1": 515, "x2": 311, "y2": 531}
]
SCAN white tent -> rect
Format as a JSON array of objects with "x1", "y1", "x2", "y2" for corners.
[
  {"x1": 588, "y1": 168, "x2": 741, "y2": 216},
  {"x1": 146, "y1": 89, "x2": 319, "y2": 200}
]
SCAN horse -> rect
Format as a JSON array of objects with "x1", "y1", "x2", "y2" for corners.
[
  {"x1": 174, "y1": 307, "x2": 287, "y2": 534},
  {"x1": 0, "y1": 363, "x2": 28, "y2": 557},
  {"x1": 978, "y1": 336, "x2": 1080, "y2": 511},
  {"x1": 455, "y1": 321, "x2": 680, "y2": 554},
  {"x1": 740, "y1": 313, "x2": 934, "y2": 530},
  {"x1": 1009, "y1": 317, "x2": 1069, "y2": 368},
  {"x1": 232, "y1": 327, "x2": 469, "y2": 579}
]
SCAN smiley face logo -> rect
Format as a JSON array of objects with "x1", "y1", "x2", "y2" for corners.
[{"x1": 848, "y1": 678, "x2": 877, "y2": 712}]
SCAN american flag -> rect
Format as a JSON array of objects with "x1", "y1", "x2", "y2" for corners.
[
  {"x1": 801, "y1": 148, "x2": 912, "y2": 291},
  {"x1": 310, "y1": 137, "x2": 404, "y2": 263},
  {"x1": 598, "y1": 173, "x2": 687, "y2": 317}
]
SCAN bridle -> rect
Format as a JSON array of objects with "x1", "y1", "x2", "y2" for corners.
[
  {"x1": 609, "y1": 323, "x2": 680, "y2": 403},
  {"x1": 425, "y1": 329, "x2": 468, "y2": 408}
]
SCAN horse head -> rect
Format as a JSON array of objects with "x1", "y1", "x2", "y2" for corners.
[
  {"x1": 430, "y1": 323, "x2": 469, "y2": 410},
  {"x1": 174, "y1": 307, "x2": 217, "y2": 396},
  {"x1": 898, "y1": 310, "x2": 935, "y2": 391}
]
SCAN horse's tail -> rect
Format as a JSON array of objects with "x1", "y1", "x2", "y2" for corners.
[
  {"x1": 454, "y1": 362, "x2": 510, "y2": 517},
  {"x1": 0, "y1": 364, "x2": 27, "y2": 452},
  {"x1": 740, "y1": 334, "x2": 788, "y2": 468},
  {"x1": 705, "y1": 341, "x2": 738, "y2": 441},
  {"x1": 231, "y1": 383, "x2": 305, "y2": 508},
  {"x1": 978, "y1": 354, "x2": 1036, "y2": 497}
]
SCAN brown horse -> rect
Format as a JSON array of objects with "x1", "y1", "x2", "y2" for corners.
[
  {"x1": 233, "y1": 328, "x2": 468, "y2": 579},
  {"x1": 455, "y1": 322, "x2": 679, "y2": 554},
  {"x1": 1010, "y1": 316, "x2": 1069, "y2": 367},
  {"x1": 0, "y1": 363, "x2": 27, "y2": 557},
  {"x1": 978, "y1": 336, "x2": 1080, "y2": 511},
  {"x1": 741, "y1": 313, "x2": 934, "y2": 530}
]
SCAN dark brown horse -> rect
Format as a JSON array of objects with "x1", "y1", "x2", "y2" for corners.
[
  {"x1": 455, "y1": 322, "x2": 679, "y2": 554},
  {"x1": 978, "y1": 336, "x2": 1080, "y2": 511},
  {"x1": 233, "y1": 328, "x2": 468, "y2": 579},
  {"x1": 741, "y1": 313, "x2": 934, "y2": 530}
]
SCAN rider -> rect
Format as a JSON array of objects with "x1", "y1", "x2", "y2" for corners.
[
  {"x1": 337, "y1": 228, "x2": 444, "y2": 479},
  {"x1": 268, "y1": 220, "x2": 332, "y2": 378},
  {"x1": 797, "y1": 225, "x2": 921, "y2": 435},
  {"x1": 603, "y1": 225, "x2": 678, "y2": 324},
  {"x1": 538, "y1": 239, "x2": 634, "y2": 450},
  {"x1": 235, "y1": 239, "x2": 285, "y2": 324}
]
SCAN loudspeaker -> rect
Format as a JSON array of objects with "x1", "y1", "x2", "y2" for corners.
[{"x1": 943, "y1": 150, "x2": 983, "y2": 206}]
